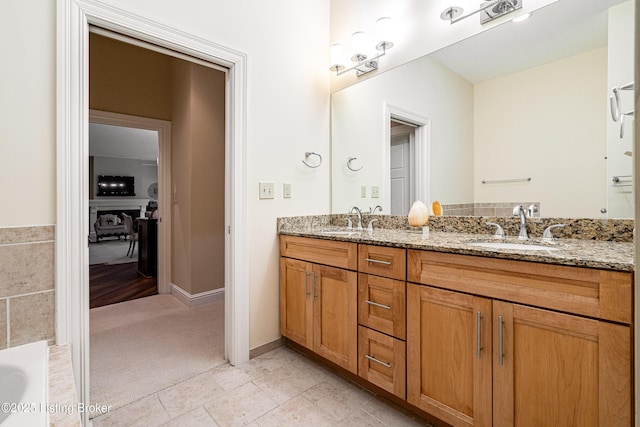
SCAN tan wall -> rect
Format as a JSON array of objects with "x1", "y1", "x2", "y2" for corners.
[
  {"x1": 189, "y1": 65, "x2": 226, "y2": 295},
  {"x1": 89, "y1": 33, "x2": 172, "y2": 120},
  {"x1": 170, "y1": 60, "x2": 193, "y2": 293},
  {"x1": 170, "y1": 60, "x2": 226, "y2": 295}
]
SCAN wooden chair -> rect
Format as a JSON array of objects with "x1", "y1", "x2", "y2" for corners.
[{"x1": 121, "y1": 213, "x2": 138, "y2": 258}]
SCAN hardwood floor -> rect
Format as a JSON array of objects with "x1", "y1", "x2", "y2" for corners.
[{"x1": 90, "y1": 262, "x2": 157, "y2": 308}]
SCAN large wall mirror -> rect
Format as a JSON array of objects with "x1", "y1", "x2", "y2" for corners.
[{"x1": 331, "y1": 0, "x2": 634, "y2": 218}]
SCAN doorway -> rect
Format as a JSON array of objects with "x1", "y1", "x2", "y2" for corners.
[
  {"x1": 384, "y1": 103, "x2": 431, "y2": 212},
  {"x1": 87, "y1": 31, "x2": 227, "y2": 412},
  {"x1": 390, "y1": 121, "x2": 417, "y2": 215},
  {"x1": 57, "y1": 3, "x2": 249, "y2": 425}
]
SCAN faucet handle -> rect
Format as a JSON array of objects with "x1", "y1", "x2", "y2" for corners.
[
  {"x1": 542, "y1": 224, "x2": 565, "y2": 242},
  {"x1": 486, "y1": 222, "x2": 505, "y2": 239},
  {"x1": 367, "y1": 219, "x2": 379, "y2": 231},
  {"x1": 345, "y1": 218, "x2": 353, "y2": 229}
]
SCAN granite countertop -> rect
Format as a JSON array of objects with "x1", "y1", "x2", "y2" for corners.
[{"x1": 279, "y1": 227, "x2": 634, "y2": 272}]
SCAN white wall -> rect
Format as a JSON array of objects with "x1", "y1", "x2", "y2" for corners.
[
  {"x1": 474, "y1": 48, "x2": 608, "y2": 218},
  {"x1": 2, "y1": 0, "x2": 330, "y2": 350},
  {"x1": 331, "y1": 55, "x2": 475, "y2": 213},
  {"x1": 0, "y1": 1, "x2": 56, "y2": 226}
]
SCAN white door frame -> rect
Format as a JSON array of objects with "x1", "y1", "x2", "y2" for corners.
[
  {"x1": 89, "y1": 109, "x2": 172, "y2": 294},
  {"x1": 57, "y1": 2, "x2": 249, "y2": 424},
  {"x1": 383, "y1": 103, "x2": 431, "y2": 208}
]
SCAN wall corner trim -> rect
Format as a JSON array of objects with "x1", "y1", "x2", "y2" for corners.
[{"x1": 170, "y1": 284, "x2": 224, "y2": 307}]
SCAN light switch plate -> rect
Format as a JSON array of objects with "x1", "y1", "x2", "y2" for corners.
[
  {"x1": 361, "y1": 186, "x2": 367, "y2": 198},
  {"x1": 283, "y1": 183, "x2": 291, "y2": 198},
  {"x1": 371, "y1": 185, "x2": 379, "y2": 198},
  {"x1": 259, "y1": 182, "x2": 274, "y2": 199}
]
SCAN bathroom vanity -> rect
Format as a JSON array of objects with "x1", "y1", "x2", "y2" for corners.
[{"x1": 278, "y1": 217, "x2": 633, "y2": 427}]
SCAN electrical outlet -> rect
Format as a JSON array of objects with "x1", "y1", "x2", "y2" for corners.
[
  {"x1": 283, "y1": 183, "x2": 292, "y2": 198},
  {"x1": 371, "y1": 185, "x2": 379, "y2": 198},
  {"x1": 259, "y1": 182, "x2": 274, "y2": 199},
  {"x1": 361, "y1": 186, "x2": 367, "y2": 198}
]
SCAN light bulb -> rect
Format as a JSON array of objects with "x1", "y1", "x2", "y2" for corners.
[
  {"x1": 375, "y1": 17, "x2": 393, "y2": 50},
  {"x1": 351, "y1": 31, "x2": 368, "y2": 61},
  {"x1": 329, "y1": 44, "x2": 345, "y2": 71}
]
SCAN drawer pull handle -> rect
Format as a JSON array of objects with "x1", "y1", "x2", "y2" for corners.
[
  {"x1": 365, "y1": 354, "x2": 391, "y2": 368},
  {"x1": 476, "y1": 311, "x2": 482, "y2": 359},
  {"x1": 365, "y1": 258, "x2": 392, "y2": 265},
  {"x1": 498, "y1": 315, "x2": 504, "y2": 366},
  {"x1": 365, "y1": 300, "x2": 391, "y2": 310}
]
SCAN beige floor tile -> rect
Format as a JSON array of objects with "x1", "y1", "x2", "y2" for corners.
[
  {"x1": 252, "y1": 363, "x2": 325, "y2": 404},
  {"x1": 302, "y1": 375, "x2": 373, "y2": 422},
  {"x1": 253, "y1": 346, "x2": 301, "y2": 372},
  {"x1": 91, "y1": 394, "x2": 171, "y2": 427},
  {"x1": 360, "y1": 397, "x2": 425, "y2": 427},
  {"x1": 204, "y1": 381, "x2": 278, "y2": 426},
  {"x1": 160, "y1": 406, "x2": 218, "y2": 427},
  {"x1": 254, "y1": 395, "x2": 335, "y2": 427},
  {"x1": 210, "y1": 359, "x2": 268, "y2": 392},
  {"x1": 158, "y1": 370, "x2": 226, "y2": 418},
  {"x1": 337, "y1": 408, "x2": 387, "y2": 426}
]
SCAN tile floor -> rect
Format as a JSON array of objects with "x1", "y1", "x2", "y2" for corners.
[{"x1": 91, "y1": 345, "x2": 433, "y2": 427}]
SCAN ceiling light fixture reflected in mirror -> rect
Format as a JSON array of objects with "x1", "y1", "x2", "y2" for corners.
[
  {"x1": 441, "y1": 0, "x2": 522, "y2": 25},
  {"x1": 330, "y1": 17, "x2": 394, "y2": 77}
]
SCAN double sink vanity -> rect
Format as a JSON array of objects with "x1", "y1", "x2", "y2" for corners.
[{"x1": 278, "y1": 214, "x2": 633, "y2": 427}]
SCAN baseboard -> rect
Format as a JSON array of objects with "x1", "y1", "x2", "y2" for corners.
[
  {"x1": 170, "y1": 283, "x2": 224, "y2": 307},
  {"x1": 249, "y1": 337, "x2": 284, "y2": 359}
]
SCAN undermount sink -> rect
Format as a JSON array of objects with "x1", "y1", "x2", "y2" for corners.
[
  {"x1": 316, "y1": 229, "x2": 359, "y2": 236},
  {"x1": 468, "y1": 241, "x2": 558, "y2": 251}
]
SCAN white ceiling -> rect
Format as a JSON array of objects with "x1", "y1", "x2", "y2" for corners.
[
  {"x1": 89, "y1": 122, "x2": 159, "y2": 161},
  {"x1": 430, "y1": 0, "x2": 625, "y2": 84}
]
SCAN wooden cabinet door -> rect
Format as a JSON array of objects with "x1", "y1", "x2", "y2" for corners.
[
  {"x1": 312, "y1": 263, "x2": 358, "y2": 374},
  {"x1": 492, "y1": 301, "x2": 631, "y2": 427},
  {"x1": 407, "y1": 284, "x2": 492, "y2": 427},
  {"x1": 279, "y1": 258, "x2": 313, "y2": 349}
]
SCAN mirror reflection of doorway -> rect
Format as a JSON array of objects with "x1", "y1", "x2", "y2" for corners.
[{"x1": 390, "y1": 120, "x2": 417, "y2": 215}]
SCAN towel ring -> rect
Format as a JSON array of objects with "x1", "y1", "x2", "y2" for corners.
[
  {"x1": 302, "y1": 152, "x2": 322, "y2": 168},
  {"x1": 347, "y1": 157, "x2": 363, "y2": 171}
]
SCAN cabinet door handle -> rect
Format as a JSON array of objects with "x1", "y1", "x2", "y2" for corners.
[
  {"x1": 365, "y1": 354, "x2": 391, "y2": 368},
  {"x1": 304, "y1": 271, "x2": 310, "y2": 297},
  {"x1": 312, "y1": 272, "x2": 317, "y2": 300},
  {"x1": 498, "y1": 315, "x2": 504, "y2": 366},
  {"x1": 365, "y1": 300, "x2": 391, "y2": 310},
  {"x1": 476, "y1": 311, "x2": 482, "y2": 359},
  {"x1": 365, "y1": 258, "x2": 392, "y2": 265}
]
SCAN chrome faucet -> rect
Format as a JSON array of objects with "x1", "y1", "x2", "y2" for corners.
[
  {"x1": 350, "y1": 206, "x2": 363, "y2": 230},
  {"x1": 512, "y1": 205, "x2": 528, "y2": 240},
  {"x1": 372, "y1": 205, "x2": 383, "y2": 214}
]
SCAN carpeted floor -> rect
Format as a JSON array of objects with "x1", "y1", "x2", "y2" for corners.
[
  {"x1": 89, "y1": 239, "x2": 137, "y2": 265},
  {"x1": 90, "y1": 294, "x2": 225, "y2": 414}
]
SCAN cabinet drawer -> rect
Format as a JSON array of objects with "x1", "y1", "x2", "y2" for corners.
[
  {"x1": 358, "y1": 244, "x2": 406, "y2": 280},
  {"x1": 358, "y1": 273, "x2": 406, "y2": 339},
  {"x1": 358, "y1": 326, "x2": 406, "y2": 399},
  {"x1": 407, "y1": 250, "x2": 633, "y2": 324},
  {"x1": 280, "y1": 235, "x2": 357, "y2": 270}
]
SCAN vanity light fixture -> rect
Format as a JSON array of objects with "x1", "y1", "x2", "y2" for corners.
[
  {"x1": 441, "y1": 0, "x2": 522, "y2": 25},
  {"x1": 330, "y1": 17, "x2": 394, "y2": 77}
]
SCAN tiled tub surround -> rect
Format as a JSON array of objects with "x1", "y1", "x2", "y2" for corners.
[
  {"x1": 0, "y1": 225, "x2": 55, "y2": 350},
  {"x1": 49, "y1": 345, "x2": 82, "y2": 427},
  {"x1": 278, "y1": 215, "x2": 634, "y2": 271}
]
